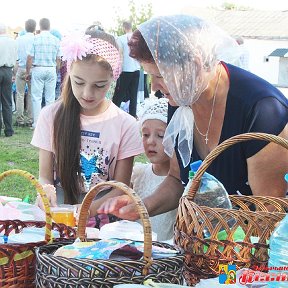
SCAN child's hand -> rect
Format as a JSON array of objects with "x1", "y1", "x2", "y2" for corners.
[
  {"x1": 35, "y1": 184, "x2": 57, "y2": 210},
  {"x1": 97, "y1": 195, "x2": 140, "y2": 221}
]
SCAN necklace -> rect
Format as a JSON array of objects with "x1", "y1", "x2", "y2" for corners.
[{"x1": 194, "y1": 64, "x2": 222, "y2": 145}]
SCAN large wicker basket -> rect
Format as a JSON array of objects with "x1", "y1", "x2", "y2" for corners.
[
  {"x1": 174, "y1": 132, "x2": 288, "y2": 286},
  {"x1": 36, "y1": 181, "x2": 184, "y2": 287},
  {"x1": 0, "y1": 169, "x2": 76, "y2": 288}
]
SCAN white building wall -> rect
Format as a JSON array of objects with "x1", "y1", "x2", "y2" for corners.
[
  {"x1": 278, "y1": 57, "x2": 288, "y2": 87},
  {"x1": 244, "y1": 39, "x2": 288, "y2": 85}
]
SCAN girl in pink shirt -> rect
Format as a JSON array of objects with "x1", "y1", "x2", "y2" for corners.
[{"x1": 31, "y1": 30, "x2": 143, "y2": 213}]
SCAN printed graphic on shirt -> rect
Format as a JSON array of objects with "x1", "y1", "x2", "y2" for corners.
[
  {"x1": 80, "y1": 130, "x2": 110, "y2": 191},
  {"x1": 80, "y1": 152, "x2": 104, "y2": 191}
]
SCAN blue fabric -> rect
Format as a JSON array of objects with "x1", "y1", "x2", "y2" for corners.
[
  {"x1": 16, "y1": 32, "x2": 34, "y2": 67},
  {"x1": 18, "y1": 30, "x2": 26, "y2": 37},
  {"x1": 50, "y1": 29, "x2": 62, "y2": 40},
  {"x1": 168, "y1": 63, "x2": 288, "y2": 196},
  {"x1": 29, "y1": 31, "x2": 60, "y2": 67},
  {"x1": 12, "y1": 82, "x2": 27, "y2": 93}
]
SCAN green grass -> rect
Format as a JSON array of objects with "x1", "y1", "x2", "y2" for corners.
[
  {"x1": 0, "y1": 126, "x2": 39, "y2": 202},
  {"x1": 0, "y1": 124, "x2": 147, "y2": 203},
  {"x1": 134, "y1": 153, "x2": 148, "y2": 164}
]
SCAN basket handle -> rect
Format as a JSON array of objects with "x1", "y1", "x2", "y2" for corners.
[
  {"x1": 77, "y1": 181, "x2": 153, "y2": 275},
  {"x1": 0, "y1": 169, "x2": 53, "y2": 243},
  {"x1": 188, "y1": 132, "x2": 288, "y2": 199}
]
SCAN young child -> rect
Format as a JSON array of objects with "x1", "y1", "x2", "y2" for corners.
[
  {"x1": 131, "y1": 98, "x2": 177, "y2": 241},
  {"x1": 31, "y1": 29, "x2": 143, "y2": 211}
]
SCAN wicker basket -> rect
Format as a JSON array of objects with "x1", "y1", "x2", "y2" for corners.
[
  {"x1": 0, "y1": 169, "x2": 76, "y2": 288},
  {"x1": 174, "y1": 132, "x2": 288, "y2": 286},
  {"x1": 36, "y1": 181, "x2": 184, "y2": 287}
]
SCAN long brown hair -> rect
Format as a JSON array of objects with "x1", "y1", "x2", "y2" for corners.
[{"x1": 53, "y1": 30, "x2": 119, "y2": 204}]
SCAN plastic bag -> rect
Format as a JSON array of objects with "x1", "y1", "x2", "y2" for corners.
[
  {"x1": 2, "y1": 201, "x2": 45, "y2": 221},
  {"x1": 8, "y1": 227, "x2": 60, "y2": 244},
  {"x1": 98, "y1": 220, "x2": 157, "y2": 241}
]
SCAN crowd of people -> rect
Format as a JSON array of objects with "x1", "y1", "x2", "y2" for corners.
[
  {"x1": 0, "y1": 19, "x2": 150, "y2": 138},
  {"x1": 0, "y1": 18, "x2": 61, "y2": 136},
  {"x1": 1, "y1": 14, "x2": 287, "y2": 240}
]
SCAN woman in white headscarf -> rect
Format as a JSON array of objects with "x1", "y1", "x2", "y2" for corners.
[{"x1": 98, "y1": 15, "x2": 288, "y2": 220}]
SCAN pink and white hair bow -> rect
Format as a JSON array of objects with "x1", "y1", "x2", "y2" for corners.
[{"x1": 61, "y1": 33, "x2": 121, "y2": 80}]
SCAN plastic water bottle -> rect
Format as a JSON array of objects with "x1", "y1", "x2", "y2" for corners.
[
  {"x1": 268, "y1": 214, "x2": 288, "y2": 287},
  {"x1": 183, "y1": 165, "x2": 195, "y2": 197},
  {"x1": 183, "y1": 160, "x2": 233, "y2": 238},
  {"x1": 184, "y1": 160, "x2": 232, "y2": 210}
]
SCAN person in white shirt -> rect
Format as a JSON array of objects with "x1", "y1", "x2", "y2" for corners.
[
  {"x1": 112, "y1": 21, "x2": 140, "y2": 118},
  {"x1": 15, "y1": 19, "x2": 36, "y2": 127},
  {"x1": 0, "y1": 23, "x2": 18, "y2": 136}
]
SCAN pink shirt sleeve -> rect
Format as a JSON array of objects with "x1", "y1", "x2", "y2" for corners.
[
  {"x1": 117, "y1": 118, "x2": 144, "y2": 160},
  {"x1": 31, "y1": 103, "x2": 58, "y2": 152}
]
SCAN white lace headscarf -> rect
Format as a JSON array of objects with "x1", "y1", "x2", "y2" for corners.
[{"x1": 138, "y1": 15, "x2": 240, "y2": 167}]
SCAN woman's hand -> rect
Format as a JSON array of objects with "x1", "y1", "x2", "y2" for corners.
[
  {"x1": 35, "y1": 184, "x2": 57, "y2": 210},
  {"x1": 97, "y1": 195, "x2": 140, "y2": 221}
]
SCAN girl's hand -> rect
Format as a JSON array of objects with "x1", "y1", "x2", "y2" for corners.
[
  {"x1": 36, "y1": 184, "x2": 57, "y2": 210},
  {"x1": 74, "y1": 204, "x2": 81, "y2": 226}
]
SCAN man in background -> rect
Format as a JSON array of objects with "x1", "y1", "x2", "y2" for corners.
[
  {"x1": 112, "y1": 21, "x2": 140, "y2": 118},
  {"x1": 26, "y1": 18, "x2": 61, "y2": 128},
  {"x1": 15, "y1": 19, "x2": 36, "y2": 127},
  {"x1": 0, "y1": 23, "x2": 17, "y2": 137}
]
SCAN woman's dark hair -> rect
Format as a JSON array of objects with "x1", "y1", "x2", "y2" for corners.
[
  {"x1": 53, "y1": 31, "x2": 119, "y2": 204},
  {"x1": 128, "y1": 29, "x2": 154, "y2": 63}
]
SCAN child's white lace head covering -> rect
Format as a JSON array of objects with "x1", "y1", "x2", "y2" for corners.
[
  {"x1": 140, "y1": 98, "x2": 168, "y2": 126},
  {"x1": 137, "y1": 15, "x2": 240, "y2": 167}
]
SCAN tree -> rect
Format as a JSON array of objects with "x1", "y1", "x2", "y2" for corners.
[
  {"x1": 111, "y1": 0, "x2": 153, "y2": 36},
  {"x1": 221, "y1": 2, "x2": 251, "y2": 11},
  {"x1": 222, "y1": 2, "x2": 237, "y2": 10}
]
